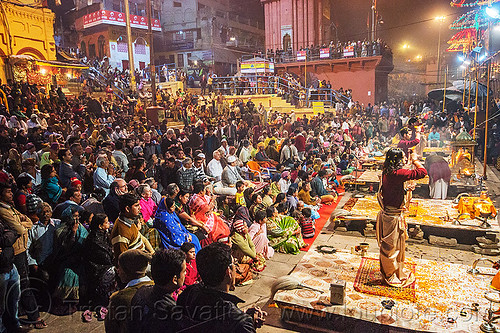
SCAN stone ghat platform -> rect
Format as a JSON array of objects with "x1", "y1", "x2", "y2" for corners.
[
  {"x1": 335, "y1": 195, "x2": 499, "y2": 245},
  {"x1": 274, "y1": 249, "x2": 496, "y2": 332}
]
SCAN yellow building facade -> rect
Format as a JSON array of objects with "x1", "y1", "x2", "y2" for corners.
[{"x1": 0, "y1": 1, "x2": 56, "y2": 82}]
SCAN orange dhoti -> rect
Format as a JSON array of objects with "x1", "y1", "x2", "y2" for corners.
[{"x1": 376, "y1": 208, "x2": 414, "y2": 288}]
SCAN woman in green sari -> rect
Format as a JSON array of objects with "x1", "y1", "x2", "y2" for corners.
[{"x1": 265, "y1": 205, "x2": 306, "y2": 254}]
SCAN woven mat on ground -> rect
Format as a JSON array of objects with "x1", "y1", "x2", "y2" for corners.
[{"x1": 353, "y1": 257, "x2": 417, "y2": 302}]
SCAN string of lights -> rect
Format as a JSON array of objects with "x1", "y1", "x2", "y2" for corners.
[
  {"x1": 451, "y1": 0, "x2": 500, "y2": 8},
  {"x1": 450, "y1": 8, "x2": 491, "y2": 30}
]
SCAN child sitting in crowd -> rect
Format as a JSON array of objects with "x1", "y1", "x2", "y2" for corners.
[{"x1": 298, "y1": 207, "x2": 315, "y2": 238}]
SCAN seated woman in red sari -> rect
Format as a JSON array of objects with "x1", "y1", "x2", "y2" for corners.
[{"x1": 189, "y1": 182, "x2": 230, "y2": 244}]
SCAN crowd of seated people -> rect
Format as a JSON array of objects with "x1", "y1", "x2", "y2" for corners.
[{"x1": 0, "y1": 71, "x2": 497, "y2": 332}]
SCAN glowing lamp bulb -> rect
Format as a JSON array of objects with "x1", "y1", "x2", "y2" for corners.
[{"x1": 486, "y1": 6, "x2": 500, "y2": 19}]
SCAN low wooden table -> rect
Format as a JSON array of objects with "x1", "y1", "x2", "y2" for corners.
[{"x1": 336, "y1": 195, "x2": 499, "y2": 244}]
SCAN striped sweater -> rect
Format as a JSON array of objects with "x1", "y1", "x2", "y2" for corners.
[
  {"x1": 299, "y1": 217, "x2": 315, "y2": 238},
  {"x1": 111, "y1": 216, "x2": 145, "y2": 263}
]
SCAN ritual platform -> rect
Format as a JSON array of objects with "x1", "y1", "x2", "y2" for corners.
[
  {"x1": 344, "y1": 168, "x2": 482, "y2": 199},
  {"x1": 335, "y1": 195, "x2": 499, "y2": 245},
  {"x1": 274, "y1": 248, "x2": 496, "y2": 332},
  {"x1": 423, "y1": 146, "x2": 452, "y2": 157}
]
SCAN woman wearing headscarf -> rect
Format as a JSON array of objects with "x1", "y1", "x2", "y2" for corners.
[
  {"x1": 233, "y1": 205, "x2": 253, "y2": 228},
  {"x1": 89, "y1": 130, "x2": 100, "y2": 146},
  {"x1": 255, "y1": 142, "x2": 277, "y2": 168},
  {"x1": 39, "y1": 142, "x2": 59, "y2": 169},
  {"x1": 231, "y1": 219, "x2": 266, "y2": 272},
  {"x1": 40, "y1": 164, "x2": 63, "y2": 206},
  {"x1": 154, "y1": 197, "x2": 201, "y2": 252},
  {"x1": 377, "y1": 148, "x2": 427, "y2": 288},
  {"x1": 50, "y1": 207, "x2": 88, "y2": 314},
  {"x1": 189, "y1": 182, "x2": 230, "y2": 244},
  {"x1": 175, "y1": 189, "x2": 209, "y2": 242},
  {"x1": 8, "y1": 115, "x2": 19, "y2": 129}
]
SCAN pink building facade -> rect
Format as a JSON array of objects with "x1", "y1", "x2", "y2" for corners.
[
  {"x1": 275, "y1": 55, "x2": 394, "y2": 106},
  {"x1": 260, "y1": 0, "x2": 331, "y2": 51}
]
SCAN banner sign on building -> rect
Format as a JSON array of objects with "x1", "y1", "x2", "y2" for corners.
[
  {"x1": 241, "y1": 61, "x2": 274, "y2": 74},
  {"x1": 320, "y1": 48, "x2": 330, "y2": 59},
  {"x1": 83, "y1": 10, "x2": 161, "y2": 31},
  {"x1": 296, "y1": 51, "x2": 306, "y2": 61},
  {"x1": 343, "y1": 46, "x2": 354, "y2": 57},
  {"x1": 312, "y1": 101, "x2": 325, "y2": 115}
]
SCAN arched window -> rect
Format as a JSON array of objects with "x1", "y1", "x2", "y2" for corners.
[
  {"x1": 134, "y1": 37, "x2": 147, "y2": 55},
  {"x1": 283, "y1": 34, "x2": 291, "y2": 51}
]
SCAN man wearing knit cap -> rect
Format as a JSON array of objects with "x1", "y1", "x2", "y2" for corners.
[{"x1": 105, "y1": 249, "x2": 153, "y2": 333}]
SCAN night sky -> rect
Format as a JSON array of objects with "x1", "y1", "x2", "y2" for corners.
[{"x1": 331, "y1": 0, "x2": 466, "y2": 57}]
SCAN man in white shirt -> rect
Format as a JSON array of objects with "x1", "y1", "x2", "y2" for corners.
[
  {"x1": 238, "y1": 140, "x2": 252, "y2": 164},
  {"x1": 207, "y1": 150, "x2": 223, "y2": 181},
  {"x1": 21, "y1": 143, "x2": 39, "y2": 163}
]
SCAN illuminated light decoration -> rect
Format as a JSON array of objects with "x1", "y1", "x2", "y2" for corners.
[
  {"x1": 450, "y1": 9, "x2": 491, "y2": 30},
  {"x1": 446, "y1": 28, "x2": 481, "y2": 52},
  {"x1": 486, "y1": 6, "x2": 500, "y2": 18},
  {"x1": 451, "y1": 0, "x2": 500, "y2": 8}
]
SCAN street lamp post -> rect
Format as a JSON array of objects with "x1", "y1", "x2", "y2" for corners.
[
  {"x1": 146, "y1": 0, "x2": 156, "y2": 106},
  {"x1": 124, "y1": 0, "x2": 136, "y2": 91},
  {"x1": 371, "y1": 0, "x2": 377, "y2": 42},
  {"x1": 435, "y1": 16, "x2": 446, "y2": 86}
]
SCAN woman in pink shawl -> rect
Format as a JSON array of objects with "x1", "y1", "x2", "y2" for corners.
[
  {"x1": 189, "y1": 182, "x2": 230, "y2": 244},
  {"x1": 137, "y1": 184, "x2": 157, "y2": 224},
  {"x1": 248, "y1": 210, "x2": 274, "y2": 259}
]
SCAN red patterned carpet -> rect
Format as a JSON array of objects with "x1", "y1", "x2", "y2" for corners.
[{"x1": 353, "y1": 257, "x2": 417, "y2": 302}]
